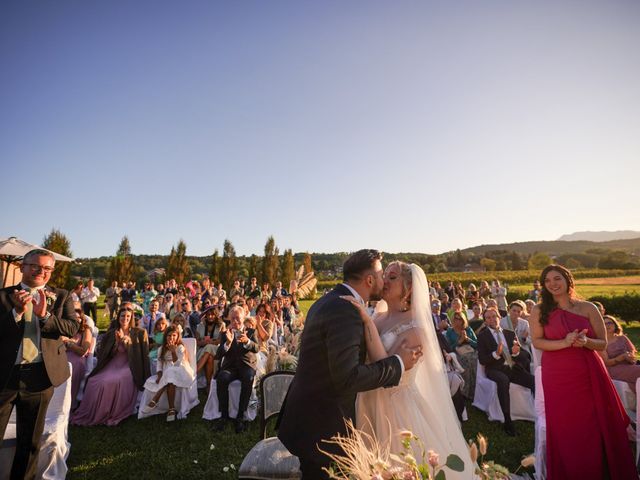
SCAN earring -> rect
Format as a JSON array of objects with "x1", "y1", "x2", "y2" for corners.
[{"x1": 400, "y1": 298, "x2": 410, "y2": 312}]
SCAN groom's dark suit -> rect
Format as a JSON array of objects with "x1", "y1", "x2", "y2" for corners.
[
  {"x1": 278, "y1": 284, "x2": 402, "y2": 478},
  {"x1": 0, "y1": 284, "x2": 78, "y2": 480}
]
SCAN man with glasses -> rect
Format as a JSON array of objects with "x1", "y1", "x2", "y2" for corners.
[{"x1": 0, "y1": 249, "x2": 78, "y2": 479}]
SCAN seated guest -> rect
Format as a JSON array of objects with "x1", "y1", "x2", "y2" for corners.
[
  {"x1": 229, "y1": 279, "x2": 244, "y2": 299},
  {"x1": 523, "y1": 299, "x2": 536, "y2": 321},
  {"x1": 271, "y1": 280, "x2": 288, "y2": 299},
  {"x1": 440, "y1": 292, "x2": 451, "y2": 314},
  {"x1": 140, "y1": 300, "x2": 165, "y2": 336},
  {"x1": 61, "y1": 307, "x2": 93, "y2": 409},
  {"x1": 196, "y1": 306, "x2": 226, "y2": 390},
  {"x1": 466, "y1": 283, "x2": 480, "y2": 306},
  {"x1": 600, "y1": 315, "x2": 640, "y2": 392},
  {"x1": 71, "y1": 306, "x2": 150, "y2": 426},
  {"x1": 180, "y1": 299, "x2": 200, "y2": 334},
  {"x1": 172, "y1": 313, "x2": 194, "y2": 338},
  {"x1": 500, "y1": 301, "x2": 532, "y2": 352},
  {"x1": 213, "y1": 306, "x2": 259, "y2": 433},
  {"x1": 468, "y1": 302, "x2": 485, "y2": 333},
  {"x1": 149, "y1": 317, "x2": 169, "y2": 363},
  {"x1": 431, "y1": 299, "x2": 449, "y2": 331},
  {"x1": 477, "y1": 307, "x2": 534, "y2": 436},
  {"x1": 141, "y1": 325, "x2": 195, "y2": 421},
  {"x1": 446, "y1": 298, "x2": 468, "y2": 324},
  {"x1": 445, "y1": 312, "x2": 478, "y2": 399}
]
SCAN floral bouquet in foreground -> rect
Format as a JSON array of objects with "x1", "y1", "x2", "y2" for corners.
[{"x1": 319, "y1": 421, "x2": 534, "y2": 480}]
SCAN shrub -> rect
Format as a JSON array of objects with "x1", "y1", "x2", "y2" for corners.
[{"x1": 588, "y1": 294, "x2": 640, "y2": 322}]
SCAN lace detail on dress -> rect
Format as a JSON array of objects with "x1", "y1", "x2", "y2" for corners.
[{"x1": 380, "y1": 320, "x2": 418, "y2": 352}]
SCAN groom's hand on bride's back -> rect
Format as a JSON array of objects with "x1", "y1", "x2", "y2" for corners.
[{"x1": 398, "y1": 340, "x2": 423, "y2": 370}]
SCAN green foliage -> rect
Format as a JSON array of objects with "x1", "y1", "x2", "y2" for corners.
[
  {"x1": 280, "y1": 249, "x2": 295, "y2": 288},
  {"x1": 248, "y1": 254, "x2": 259, "y2": 279},
  {"x1": 42, "y1": 228, "x2": 73, "y2": 289},
  {"x1": 107, "y1": 236, "x2": 136, "y2": 284},
  {"x1": 209, "y1": 249, "x2": 219, "y2": 284},
  {"x1": 445, "y1": 454, "x2": 464, "y2": 472},
  {"x1": 528, "y1": 252, "x2": 552, "y2": 270},
  {"x1": 480, "y1": 258, "x2": 496, "y2": 271},
  {"x1": 588, "y1": 294, "x2": 640, "y2": 321},
  {"x1": 166, "y1": 240, "x2": 190, "y2": 284},
  {"x1": 220, "y1": 239, "x2": 237, "y2": 291},
  {"x1": 262, "y1": 236, "x2": 279, "y2": 286}
]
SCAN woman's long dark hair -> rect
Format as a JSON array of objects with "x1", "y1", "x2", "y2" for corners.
[{"x1": 539, "y1": 264, "x2": 578, "y2": 325}]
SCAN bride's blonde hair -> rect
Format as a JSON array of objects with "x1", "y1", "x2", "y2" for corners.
[{"x1": 388, "y1": 261, "x2": 412, "y2": 310}]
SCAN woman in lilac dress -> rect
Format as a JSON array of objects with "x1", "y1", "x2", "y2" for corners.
[
  {"x1": 61, "y1": 307, "x2": 93, "y2": 409},
  {"x1": 71, "y1": 306, "x2": 150, "y2": 426}
]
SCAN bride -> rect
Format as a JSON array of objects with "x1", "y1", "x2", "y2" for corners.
[{"x1": 346, "y1": 261, "x2": 473, "y2": 478}]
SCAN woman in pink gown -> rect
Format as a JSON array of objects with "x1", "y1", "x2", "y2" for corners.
[
  {"x1": 531, "y1": 265, "x2": 637, "y2": 480},
  {"x1": 71, "y1": 306, "x2": 150, "y2": 426}
]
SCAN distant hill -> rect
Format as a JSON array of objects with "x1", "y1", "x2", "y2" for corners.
[
  {"x1": 558, "y1": 231, "x2": 640, "y2": 242},
  {"x1": 459, "y1": 238, "x2": 640, "y2": 257}
]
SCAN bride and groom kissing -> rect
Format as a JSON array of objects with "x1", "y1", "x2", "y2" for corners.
[{"x1": 278, "y1": 249, "x2": 473, "y2": 479}]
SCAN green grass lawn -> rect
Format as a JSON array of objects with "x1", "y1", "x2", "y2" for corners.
[{"x1": 67, "y1": 391, "x2": 537, "y2": 479}]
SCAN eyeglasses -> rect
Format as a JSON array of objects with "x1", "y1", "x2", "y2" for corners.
[{"x1": 24, "y1": 263, "x2": 54, "y2": 273}]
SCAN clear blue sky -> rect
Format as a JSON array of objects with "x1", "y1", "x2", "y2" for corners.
[{"x1": 1, "y1": 1, "x2": 639, "y2": 258}]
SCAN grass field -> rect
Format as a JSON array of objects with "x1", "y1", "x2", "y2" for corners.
[{"x1": 67, "y1": 393, "x2": 539, "y2": 479}]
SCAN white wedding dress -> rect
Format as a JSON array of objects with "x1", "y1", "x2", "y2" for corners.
[{"x1": 356, "y1": 265, "x2": 474, "y2": 479}]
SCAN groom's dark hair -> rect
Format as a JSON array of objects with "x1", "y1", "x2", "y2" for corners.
[{"x1": 343, "y1": 249, "x2": 382, "y2": 282}]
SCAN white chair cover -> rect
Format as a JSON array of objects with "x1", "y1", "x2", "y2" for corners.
[
  {"x1": 612, "y1": 379, "x2": 636, "y2": 419},
  {"x1": 533, "y1": 366, "x2": 546, "y2": 480},
  {"x1": 202, "y1": 379, "x2": 258, "y2": 421},
  {"x1": 472, "y1": 360, "x2": 536, "y2": 422},
  {"x1": 0, "y1": 363, "x2": 73, "y2": 480},
  {"x1": 138, "y1": 338, "x2": 199, "y2": 420}
]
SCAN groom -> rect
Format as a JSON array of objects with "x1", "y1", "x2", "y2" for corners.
[{"x1": 278, "y1": 249, "x2": 421, "y2": 479}]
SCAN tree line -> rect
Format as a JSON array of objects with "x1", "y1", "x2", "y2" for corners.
[{"x1": 37, "y1": 229, "x2": 640, "y2": 291}]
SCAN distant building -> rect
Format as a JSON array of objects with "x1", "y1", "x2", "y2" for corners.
[{"x1": 148, "y1": 268, "x2": 166, "y2": 282}]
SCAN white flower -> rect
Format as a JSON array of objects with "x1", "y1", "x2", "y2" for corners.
[
  {"x1": 223, "y1": 466, "x2": 229, "y2": 472},
  {"x1": 210, "y1": 444, "x2": 215, "y2": 450},
  {"x1": 230, "y1": 464, "x2": 236, "y2": 470},
  {"x1": 193, "y1": 460, "x2": 198, "y2": 464}
]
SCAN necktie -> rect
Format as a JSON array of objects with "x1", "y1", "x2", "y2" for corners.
[
  {"x1": 498, "y1": 330, "x2": 514, "y2": 368},
  {"x1": 22, "y1": 289, "x2": 39, "y2": 363}
]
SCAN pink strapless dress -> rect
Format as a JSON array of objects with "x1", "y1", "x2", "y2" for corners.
[{"x1": 542, "y1": 309, "x2": 638, "y2": 479}]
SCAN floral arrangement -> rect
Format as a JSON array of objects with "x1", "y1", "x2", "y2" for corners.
[{"x1": 319, "y1": 421, "x2": 534, "y2": 480}]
